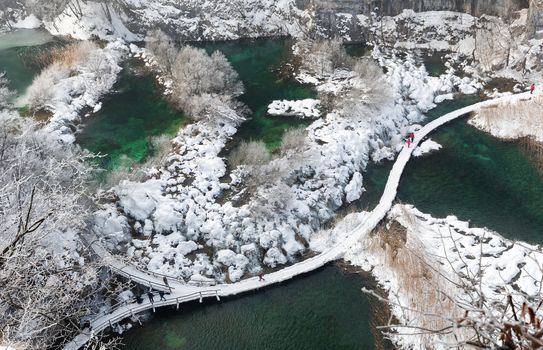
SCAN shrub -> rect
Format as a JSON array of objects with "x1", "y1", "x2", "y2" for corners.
[
  {"x1": 280, "y1": 127, "x2": 307, "y2": 154},
  {"x1": 340, "y1": 58, "x2": 390, "y2": 116},
  {"x1": 229, "y1": 140, "x2": 270, "y2": 167},
  {"x1": 297, "y1": 37, "x2": 352, "y2": 77},
  {"x1": 26, "y1": 62, "x2": 70, "y2": 111},
  {"x1": 144, "y1": 30, "x2": 243, "y2": 121}
]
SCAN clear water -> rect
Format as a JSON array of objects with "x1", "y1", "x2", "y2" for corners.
[
  {"x1": 421, "y1": 52, "x2": 448, "y2": 77},
  {"x1": 399, "y1": 117, "x2": 543, "y2": 243},
  {"x1": 360, "y1": 94, "x2": 543, "y2": 244},
  {"x1": 121, "y1": 265, "x2": 391, "y2": 350},
  {"x1": 0, "y1": 29, "x2": 55, "y2": 102},
  {"x1": 78, "y1": 38, "x2": 315, "y2": 175},
  {"x1": 196, "y1": 38, "x2": 316, "y2": 150},
  {"x1": 76, "y1": 60, "x2": 186, "y2": 172},
  {"x1": 344, "y1": 43, "x2": 371, "y2": 58}
]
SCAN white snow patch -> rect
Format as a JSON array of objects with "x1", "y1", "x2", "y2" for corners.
[
  {"x1": 267, "y1": 99, "x2": 321, "y2": 118},
  {"x1": 11, "y1": 14, "x2": 42, "y2": 29},
  {"x1": 412, "y1": 139, "x2": 442, "y2": 157}
]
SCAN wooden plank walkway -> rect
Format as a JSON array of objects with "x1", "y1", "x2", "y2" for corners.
[{"x1": 64, "y1": 91, "x2": 536, "y2": 350}]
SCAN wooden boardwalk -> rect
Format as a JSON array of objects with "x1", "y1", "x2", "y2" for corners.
[{"x1": 65, "y1": 92, "x2": 535, "y2": 350}]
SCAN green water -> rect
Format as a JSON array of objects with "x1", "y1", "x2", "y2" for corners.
[
  {"x1": 76, "y1": 60, "x2": 186, "y2": 171},
  {"x1": 420, "y1": 52, "x2": 448, "y2": 77},
  {"x1": 360, "y1": 94, "x2": 543, "y2": 244},
  {"x1": 344, "y1": 43, "x2": 371, "y2": 58},
  {"x1": 399, "y1": 118, "x2": 543, "y2": 243},
  {"x1": 122, "y1": 265, "x2": 390, "y2": 350},
  {"x1": 0, "y1": 29, "x2": 55, "y2": 102},
  {"x1": 197, "y1": 38, "x2": 315, "y2": 150}
]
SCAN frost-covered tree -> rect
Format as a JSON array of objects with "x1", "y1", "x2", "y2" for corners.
[
  {"x1": 26, "y1": 41, "x2": 104, "y2": 112},
  {"x1": 145, "y1": 29, "x2": 177, "y2": 74},
  {"x1": 144, "y1": 30, "x2": 244, "y2": 120},
  {"x1": 344, "y1": 58, "x2": 390, "y2": 112},
  {"x1": 26, "y1": 61, "x2": 70, "y2": 111},
  {"x1": 230, "y1": 140, "x2": 270, "y2": 167},
  {"x1": 0, "y1": 78, "x2": 123, "y2": 349},
  {"x1": 297, "y1": 37, "x2": 352, "y2": 77},
  {"x1": 0, "y1": 72, "x2": 14, "y2": 108},
  {"x1": 172, "y1": 46, "x2": 243, "y2": 117}
]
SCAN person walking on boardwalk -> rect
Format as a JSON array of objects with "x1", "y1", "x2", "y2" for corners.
[
  {"x1": 409, "y1": 132, "x2": 415, "y2": 142},
  {"x1": 406, "y1": 138, "x2": 412, "y2": 148},
  {"x1": 258, "y1": 273, "x2": 265, "y2": 282},
  {"x1": 147, "y1": 291, "x2": 154, "y2": 303},
  {"x1": 159, "y1": 290, "x2": 166, "y2": 301},
  {"x1": 135, "y1": 294, "x2": 143, "y2": 304},
  {"x1": 530, "y1": 83, "x2": 535, "y2": 94}
]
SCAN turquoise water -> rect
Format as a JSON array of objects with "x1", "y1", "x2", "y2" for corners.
[
  {"x1": 122, "y1": 265, "x2": 391, "y2": 350},
  {"x1": 399, "y1": 117, "x2": 543, "y2": 243},
  {"x1": 420, "y1": 52, "x2": 448, "y2": 77},
  {"x1": 345, "y1": 43, "x2": 371, "y2": 58},
  {"x1": 197, "y1": 39, "x2": 315, "y2": 150},
  {"x1": 76, "y1": 60, "x2": 186, "y2": 172},
  {"x1": 78, "y1": 38, "x2": 315, "y2": 174},
  {"x1": 360, "y1": 94, "x2": 543, "y2": 244},
  {"x1": 0, "y1": 29, "x2": 55, "y2": 102}
]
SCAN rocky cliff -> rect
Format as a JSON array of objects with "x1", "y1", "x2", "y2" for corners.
[
  {"x1": 302, "y1": 0, "x2": 532, "y2": 41},
  {"x1": 298, "y1": 0, "x2": 529, "y2": 17},
  {"x1": 0, "y1": 0, "x2": 538, "y2": 42}
]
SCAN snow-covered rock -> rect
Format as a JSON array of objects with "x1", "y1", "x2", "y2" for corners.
[
  {"x1": 11, "y1": 14, "x2": 42, "y2": 29},
  {"x1": 31, "y1": 40, "x2": 127, "y2": 143},
  {"x1": 267, "y1": 99, "x2": 321, "y2": 118},
  {"x1": 344, "y1": 172, "x2": 363, "y2": 203},
  {"x1": 412, "y1": 139, "x2": 442, "y2": 157}
]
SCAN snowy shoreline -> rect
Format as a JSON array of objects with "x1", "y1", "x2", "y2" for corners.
[
  {"x1": 32, "y1": 40, "x2": 128, "y2": 143},
  {"x1": 95, "y1": 37, "x2": 489, "y2": 286},
  {"x1": 310, "y1": 203, "x2": 543, "y2": 349}
]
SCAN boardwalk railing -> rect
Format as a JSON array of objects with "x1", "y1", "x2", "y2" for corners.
[
  {"x1": 64, "y1": 91, "x2": 539, "y2": 350},
  {"x1": 91, "y1": 290, "x2": 221, "y2": 334}
]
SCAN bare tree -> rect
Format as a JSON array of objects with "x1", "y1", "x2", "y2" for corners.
[
  {"x1": 0, "y1": 72, "x2": 14, "y2": 108},
  {"x1": 296, "y1": 37, "x2": 352, "y2": 77},
  {"x1": 362, "y1": 206, "x2": 543, "y2": 349},
  {"x1": 0, "y1": 77, "x2": 124, "y2": 349},
  {"x1": 144, "y1": 30, "x2": 244, "y2": 121}
]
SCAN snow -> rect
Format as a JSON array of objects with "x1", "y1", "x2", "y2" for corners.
[
  {"x1": 412, "y1": 139, "x2": 442, "y2": 157},
  {"x1": 27, "y1": 40, "x2": 127, "y2": 143},
  {"x1": 36, "y1": 0, "x2": 309, "y2": 42},
  {"x1": 109, "y1": 41, "x2": 490, "y2": 282},
  {"x1": 44, "y1": 1, "x2": 140, "y2": 41},
  {"x1": 341, "y1": 204, "x2": 543, "y2": 349},
  {"x1": 344, "y1": 172, "x2": 364, "y2": 203},
  {"x1": 267, "y1": 99, "x2": 321, "y2": 118},
  {"x1": 469, "y1": 93, "x2": 543, "y2": 142},
  {"x1": 11, "y1": 14, "x2": 42, "y2": 29},
  {"x1": 73, "y1": 92, "x2": 533, "y2": 350}
]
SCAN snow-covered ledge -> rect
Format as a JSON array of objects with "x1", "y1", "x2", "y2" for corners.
[{"x1": 267, "y1": 99, "x2": 321, "y2": 118}]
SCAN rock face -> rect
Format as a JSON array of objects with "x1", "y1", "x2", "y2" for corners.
[
  {"x1": 1, "y1": 0, "x2": 534, "y2": 40},
  {"x1": 301, "y1": 0, "x2": 531, "y2": 41},
  {"x1": 300, "y1": 0, "x2": 530, "y2": 17}
]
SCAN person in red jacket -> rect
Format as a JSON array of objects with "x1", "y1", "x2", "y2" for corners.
[
  {"x1": 406, "y1": 138, "x2": 412, "y2": 148},
  {"x1": 409, "y1": 132, "x2": 415, "y2": 141},
  {"x1": 530, "y1": 83, "x2": 535, "y2": 94}
]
